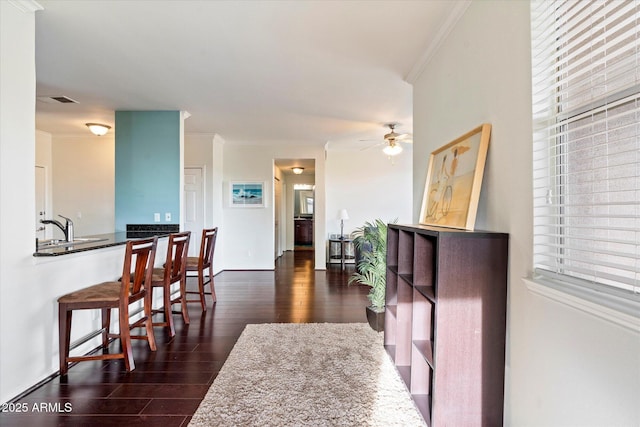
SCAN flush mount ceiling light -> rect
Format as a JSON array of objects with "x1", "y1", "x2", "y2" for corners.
[
  {"x1": 292, "y1": 167, "x2": 304, "y2": 174},
  {"x1": 85, "y1": 123, "x2": 111, "y2": 136},
  {"x1": 383, "y1": 141, "x2": 403, "y2": 156}
]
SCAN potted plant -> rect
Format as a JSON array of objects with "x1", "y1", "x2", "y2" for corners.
[{"x1": 349, "y1": 219, "x2": 393, "y2": 332}]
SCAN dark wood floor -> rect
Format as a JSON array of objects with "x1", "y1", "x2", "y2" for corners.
[{"x1": 1, "y1": 251, "x2": 367, "y2": 427}]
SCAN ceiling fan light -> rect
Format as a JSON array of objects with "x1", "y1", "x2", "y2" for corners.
[
  {"x1": 384, "y1": 130, "x2": 399, "y2": 140},
  {"x1": 86, "y1": 123, "x2": 111, "y2": 136},
  {"x1": 383, "y1": 144, "x2": 403, "y2": 156}
]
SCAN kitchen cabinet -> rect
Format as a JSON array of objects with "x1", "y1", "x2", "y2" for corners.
[{"x1": 294, "y1": 219, "x2": 313, "y2": 245}]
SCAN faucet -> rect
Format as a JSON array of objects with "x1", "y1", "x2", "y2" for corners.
[{"x1": 40, "y1": 214, "x2": 74, "y2": 242}]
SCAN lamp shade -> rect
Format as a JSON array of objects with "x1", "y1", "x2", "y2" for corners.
[
  {"x1": 383, "y1": 143, "x2": 403, "y2": 156},
  {"x1": 338, "y1": 209, "x2": 349, "y2": 221},
  {"x1": 86, "y1": 123, "x2": 111, "y2": 136}
]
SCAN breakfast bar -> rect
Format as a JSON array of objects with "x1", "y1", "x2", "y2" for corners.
[{"x1": 23, "y1": 226, "x2": 176, "y2": 396}]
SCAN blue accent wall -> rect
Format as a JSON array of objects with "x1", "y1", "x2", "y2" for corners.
[{"x1": 115, "y1": 111, "x2": 180, "y2": 231}]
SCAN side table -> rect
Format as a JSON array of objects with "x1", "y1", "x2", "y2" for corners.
[{"x1": 328, "y1": 238, "x2": 354, "y2": 270}]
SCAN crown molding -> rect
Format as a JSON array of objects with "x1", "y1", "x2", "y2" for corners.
[
  {"x1": 405, "y1": 0, "x2": 471, "y2": 85},
  {"x1": 8, "y1": 0, "x2": 43, "y2": 13}
]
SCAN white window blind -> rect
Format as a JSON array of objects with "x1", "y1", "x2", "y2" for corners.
[{"x1": 531, "y1": 0, "x2": 640, "y2": 300}]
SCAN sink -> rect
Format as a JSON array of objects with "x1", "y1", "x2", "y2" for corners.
[
  {"x1": 37, "y1": 237, "x2": 108, "y2": 249},
  {"x1": 71, "y1": 237, "x2": 106, "y2": 243}
]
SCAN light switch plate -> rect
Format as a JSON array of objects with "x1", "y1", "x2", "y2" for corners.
[
  {"x1": 154, "y1": 213, "x2": 160, "y2": 222},
  {"x1": 165, "y1": 212, "x2": 171, "y2": 222}
]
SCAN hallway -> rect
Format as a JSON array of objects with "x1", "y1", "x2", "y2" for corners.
[{"x1": 0, "y1": 251, "x2": 368, "y2": 426}]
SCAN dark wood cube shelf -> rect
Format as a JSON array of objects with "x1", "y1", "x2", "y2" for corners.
[{"x1": 384, "y1": 224, "x2": 509, "y2": 426}]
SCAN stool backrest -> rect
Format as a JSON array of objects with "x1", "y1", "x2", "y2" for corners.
[
  {"x1": 198, "y1": 227, "x2": 218, "y2": 269},
  {"x1": 165, "y1": 231, "x2": 191, "y2": 283},
  {"x1": 121, "y1": 237, "x2": 157, "y2": 303}
]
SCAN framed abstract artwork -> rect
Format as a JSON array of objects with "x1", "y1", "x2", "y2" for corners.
[
  {"x1": 419, "y1": 124, "x2": 491, "y2": 230},
  {"x1": 229, "y1": 181, "x2": 265, "y2": 208}
]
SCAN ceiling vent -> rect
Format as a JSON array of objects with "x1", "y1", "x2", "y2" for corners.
[{"x1": 37, "y1": 96, "x2": 78, "y2": 104}]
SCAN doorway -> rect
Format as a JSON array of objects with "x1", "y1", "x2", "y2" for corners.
[
  {"x1": 183, "y1": 166, "x2": 205, "y2": 255},
  {"x1": 273, "y1": 159, "x2": 315, "y2": 256},
  {"x1": 274, "y1": 176, "x2": 282, "y2": 259},
  {"x1": 293, "y1": 184, "x2": 314, "y2": 251}
]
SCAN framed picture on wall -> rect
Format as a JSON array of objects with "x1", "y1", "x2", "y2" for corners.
[
  {"x1": 229, "y1": 181, "x2": 265, "y2": 208},
  {"x1": 419, "y1": 124, "x2": 491, "y2": 230}
]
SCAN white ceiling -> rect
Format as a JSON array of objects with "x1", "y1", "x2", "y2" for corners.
[{"x1": 34, "y1": 0, "x2": 460, "y2": 147}]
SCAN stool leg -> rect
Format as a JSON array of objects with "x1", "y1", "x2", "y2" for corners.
[
  {"x1": 144, "y1": 290, "x2": 157, "y2": 351},
  {"x1": 101, "y1": 308, "x2": 111, "y2": 348},
  {"x1": 179, "y1": 276, "x2": 190, "y2": 325},
  {"x1": 163, "y1": 282, "x2": 175, "y2": 338},
  {"x1": 208, "y1": 267, "x2": 216, "y2": 303},
  {"x1": 119, "y1": 306, "x2": 135, "y2": 372},
  {"x1": 58, "y1": 304, "x2": 71, "y2": 376},
  {"x1": 198, "y1": 271, "x2": 207, "y2": 312}
]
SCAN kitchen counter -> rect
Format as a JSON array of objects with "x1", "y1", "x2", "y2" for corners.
[{"x1": 33, "y1": 232, "x2": 167, "y2": 257}]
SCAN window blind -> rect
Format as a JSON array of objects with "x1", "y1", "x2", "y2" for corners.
[{"x1": 531, "y1": 0, "x2": 640, "y2": 298}]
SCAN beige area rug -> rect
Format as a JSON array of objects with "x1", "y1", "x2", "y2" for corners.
[{"x1": 189, "y1": 323, "x2": 426, "y2": 427}]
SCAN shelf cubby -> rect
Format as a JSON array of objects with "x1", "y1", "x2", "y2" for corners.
[
  {"x1": 397, "y1": 229, "x2": 414, "y2": 275},
  {"x1": 412, "y1": 395, "x2": 432, "y2": 427},
  {"x1": 386, "y1": 268, "x2": 398, "y2": 306},
  {"x1": 410, "y1": 345, "x2": 433, "y2": 395},
  {"x1": 413, "y1": 233, "x2": 435, "y2": 289},
  {"x1": 386, "y1": 227, "x2": 399, "y2": 269},
  {"x1": 395, "y1": 275, "x2": 413, "y2": 367},
  {"x1": 414, "y1": 285, "x2": 435, "y2": 302},
  {"x1": 412, "y1": 287, "x2": 434, "y2": 367},
  {"x1": 383, "y1": 304, "x2": 397, "y2": 352}
]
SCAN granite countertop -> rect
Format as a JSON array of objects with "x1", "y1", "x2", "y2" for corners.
[
  {"x1": 33, "y1": 232, "x2": 168, "y2": 257},
  {"x1": 34, "y1": 224, "x2": 179, "y2": 257}
]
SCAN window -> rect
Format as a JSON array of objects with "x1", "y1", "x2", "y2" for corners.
[{"x1": 530, "y1": 0, "x2": 640, "y2": 326}]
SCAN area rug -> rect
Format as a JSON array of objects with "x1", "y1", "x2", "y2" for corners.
[{"x1": 189, "y1": 323, "x2": 426, "y2": 427}]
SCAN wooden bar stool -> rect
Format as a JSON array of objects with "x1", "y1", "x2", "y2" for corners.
[
  {"x1": 185, "y1": 227, "x2": 218, "y2": 311},
  {"x1": 58, "y1": 237, "x2": 158, "y2": 375},
  {"x1": 150, "y1": 231, "x2": 190, "y2": 337}
]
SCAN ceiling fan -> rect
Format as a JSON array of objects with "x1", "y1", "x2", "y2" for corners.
[{"x1": 361, "y1": 123, "x2": 413, "y2": 156}]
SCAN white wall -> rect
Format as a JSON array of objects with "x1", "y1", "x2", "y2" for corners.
[
  {"x1": 0, "y1": 1, "x2": 40, "y2": 403},
  {"x1": 413, "y1": 1, "x2": 639, "y2": 426},
  {"x1": 50, "y1": 135, "x2": 115, "y2": 236},
  {"x1": 211, "y1": 136, "x2": 224, "y2": 273},
  {"x1": 184, "y1": 133, "x2": 224, "y2": 274},
  {"x1": 184, "y1": 134, "x2": 216, "y2": 229},
  {"x1": 273, "y1": 165, "x2": 285, "y2": 257},
  {"x1": 222, "y1": 144, "x2": 326, "y2": 269},
  {"x1": 326, "y1": 146, "x2": 412, "y2": 236}
]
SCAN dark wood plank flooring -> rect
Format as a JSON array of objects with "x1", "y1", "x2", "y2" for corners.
[{"x1": 0, "y1": 250, "x2": 366, "y2": 427}]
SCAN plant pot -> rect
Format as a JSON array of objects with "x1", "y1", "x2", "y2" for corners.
[{"x1": 366, "y1": 305, "x2": 385, "y2": 332}]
